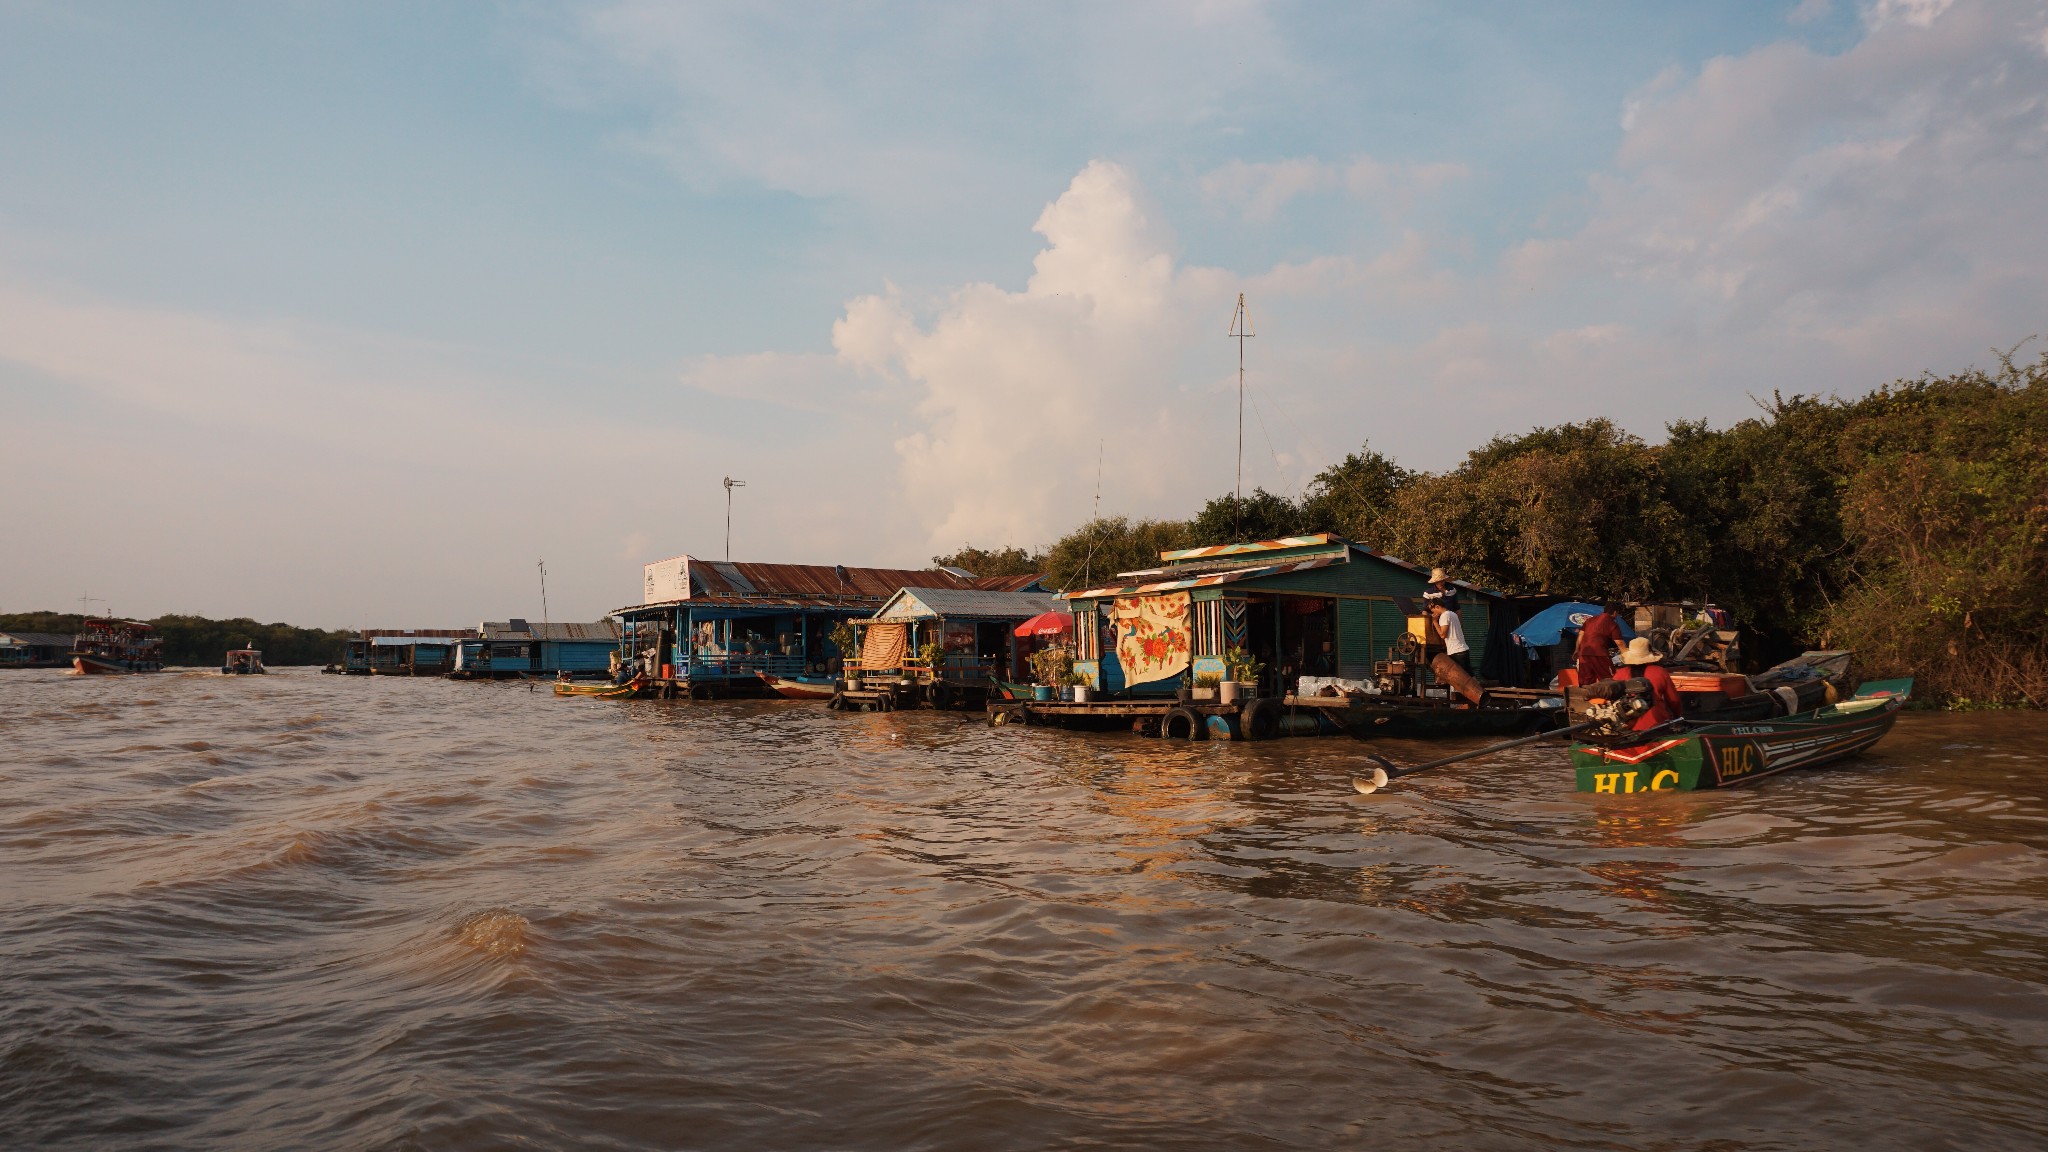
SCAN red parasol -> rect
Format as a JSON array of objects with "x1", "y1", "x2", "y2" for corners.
[{"x1": 1014, "y1": 611, "x2": 1073, "y2": 638}]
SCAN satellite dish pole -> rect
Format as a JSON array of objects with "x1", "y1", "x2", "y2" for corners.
[
  {"x1": 723, "y1": 477, "x2": 747, "y2": 561},
  {"x1": 1228, "y1": 293, "x2": 1255, "y2": 537}
]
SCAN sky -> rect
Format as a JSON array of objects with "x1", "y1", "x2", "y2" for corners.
[{"x1": 3, "y1": 0, "x2": 2044, "y2": 627}]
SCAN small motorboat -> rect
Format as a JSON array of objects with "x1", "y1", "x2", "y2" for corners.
[
  {"x1": 759, "y1": 672, "x2": 840, "y2": 701},
  {"x1": 1570, "y1": 679, "x2": 1911, "y2": 792},
  {"x1": 221, "y1": 647, "x2": 267, "y2": 675},
  {"x1": 554, "y1": 675, "x2": 645, "y2": 699}
]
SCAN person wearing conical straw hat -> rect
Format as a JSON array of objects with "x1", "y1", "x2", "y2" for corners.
[
  {"x1": 1422, "y1": 567, "x2": 1458, "y2": 609},
  {"x1": 1618, "y1": 636, "x2": 1683, "y2": 731}
]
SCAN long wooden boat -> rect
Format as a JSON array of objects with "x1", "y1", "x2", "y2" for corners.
[
  {"x1": 553, "y1": 676, "x2": 645, "y2": 699},
  {"x1": 1570, "y1": 679, "x2": 1911, "y2": 792},
  {"x1": 1287, "y1": 694, "x2": 1559, "y2": 739},
  {"x1": 760, "y1": 672, "x2": 840, "y2": 701}
]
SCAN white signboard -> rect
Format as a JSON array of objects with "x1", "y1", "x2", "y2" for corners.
[{"x1": 644, "y1": 556, "x2": 689, "y2": 603}]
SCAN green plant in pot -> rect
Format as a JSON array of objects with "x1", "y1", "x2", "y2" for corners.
[
  {"x1": 1222, "y1": 647, "x2": 1265, "y2": 701},
  {"x1": 1192, "y1": 671, "x2": 1222, "y2": 701},
  {"x1": 1029, "y1": 646, "x2": 1072, "y2": 689},
  {"x1": 830, "y1": 621, "x2": 861, "y2": 683}
]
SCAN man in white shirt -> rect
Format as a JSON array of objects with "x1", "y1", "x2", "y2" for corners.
[{"x1": 1428, "y1": 600, "x2": 1471, "y2": 673}]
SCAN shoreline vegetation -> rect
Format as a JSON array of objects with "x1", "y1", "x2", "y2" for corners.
[
  {"x1": 0, "y1": 613, "x2": 351, "y2": 668},
  {"x1": 941, "y1": 350, "x2": 2047, "y2": 710},
  {"x1": 8, "y1": 353, "x2": 2039, "y2": 707}
]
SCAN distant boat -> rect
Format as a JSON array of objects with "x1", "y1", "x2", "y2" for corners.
[
  {"x1": 221, "y1": 647, "x2": 266, "y2": 675},
  {"x1": 760, "y1": 672, "x2": 839, "y2": 701},
  {"x1": 72, "y1": 618, "x2": 163, "y2": 674}
]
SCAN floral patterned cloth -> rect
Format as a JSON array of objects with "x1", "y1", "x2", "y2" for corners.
[{"x1": 1113, "y1": 591, "x2": 1192, "y2": 685}]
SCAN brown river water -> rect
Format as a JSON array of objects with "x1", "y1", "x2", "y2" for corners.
[{"x1": 3, "y1": 668, "x2": 2046, "y2": 1151}]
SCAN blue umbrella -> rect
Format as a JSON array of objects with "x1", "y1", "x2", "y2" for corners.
[{"x1": 1512, "y1": 602, "x2": 1636, "y2": 648}]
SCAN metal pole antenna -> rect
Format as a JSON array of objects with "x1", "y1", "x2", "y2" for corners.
[
  {"x1": 538, "y1": 560, "x2": 549, "y2": 630},
  {"x1": 1228, "y1": 294, "x2": 1254, "y2": 536},
  {"x1": 723, "y1": 477, "x2": 746, "y2": 561}
]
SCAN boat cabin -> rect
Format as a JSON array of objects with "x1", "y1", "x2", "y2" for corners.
[
  {"x1": 1059, "y1": 534, "x2": 1508, "y2": 699},
  {"x1": 221, "y1": 648, "x2": 265, "y2": 674}
]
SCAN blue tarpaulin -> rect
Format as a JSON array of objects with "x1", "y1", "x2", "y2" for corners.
[{"x1": 1512, "y1": 602, "x2": 1637, "y2": 648}]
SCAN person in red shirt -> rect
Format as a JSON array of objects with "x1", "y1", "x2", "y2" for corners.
[
  {"x1": 1575, "y1": 602, "x2": 1626, "y2": 684},
  {"x1": 1618, "y1": 636, "x2": 1684, "y2": 731}
]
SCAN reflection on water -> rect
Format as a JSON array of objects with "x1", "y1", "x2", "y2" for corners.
[{"x1": 2, "y1": 669, "x2": 2045, "y2": 1149}]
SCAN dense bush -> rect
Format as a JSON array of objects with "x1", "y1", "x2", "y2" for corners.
[{"x1": 0, "y1": 612, "x2": 353, "y2": 666}]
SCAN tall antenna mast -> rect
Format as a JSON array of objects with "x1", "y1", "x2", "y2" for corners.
[
  {"x1": 723, "y1": 477, "x2": 747, "y2": 561},
  {"x1": 538, "y1": 560, "x2": 550, "y2": 631},
  {"x1": 1083, "y1": 439, "x2": 1104, "y2": 586},
  {"x1": 1228, "y1": 293, "x2": 1255, "y2": 537}
]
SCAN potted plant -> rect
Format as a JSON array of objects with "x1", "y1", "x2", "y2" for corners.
[
  {"x1": 830, "y1": 621, "x2": 861, "y2": 689},
  {"x1": 1064, "y1": 670, "x2": 1091, "y2": 703},
  {"x1": 1221, "y1": 647, "x2": 1265, "y2": 705},
  {"x1": 916, "y1": 641, "x2": 943, "y2": 683},
  {"x1": 1191, "y1": 671, "x2": 1222, "y2": 702},
  {"x1": 1029, "y1": 646, "x2": 1071, "y2": 702}
]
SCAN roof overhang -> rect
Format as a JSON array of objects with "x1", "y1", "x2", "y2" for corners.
[{"x1": 1061, "y1": 555, "x2": 1346, "y2": 600}]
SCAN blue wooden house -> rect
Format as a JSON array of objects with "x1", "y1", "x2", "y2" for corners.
[
  {"x1": 1060, "y1": 534, "x2": 1508, "y2": 698},
  {"x1": 454, "y1": 620, "x2": 622, "y2": 679}
]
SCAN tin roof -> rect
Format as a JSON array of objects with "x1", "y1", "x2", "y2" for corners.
[
  {"x1": 686, "y1": 559, "x2": 983, "y2": 600},
  {"x1": 1062, "y1": 555, "x2": 1349, "y2": 600},
  {"x1": 1158, "y1": 534, "x2": 1340, "y2": 562},
  {"x1": 872, "y1": 588, "x2": 1064, "y2": 622},
  {"x1": 370, "y1": 635, "x2": 458, "y2": 647},
  {"x1": 479, "y1": 620, "x2": 619, "y2": 642},
  {"x1": 0, "y1": 632, "x2": 78, "y2": 647}
]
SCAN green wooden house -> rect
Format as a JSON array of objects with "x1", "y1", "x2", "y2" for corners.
[{"x1": 1060, "y1": 534, "x2": 1505, "y2": 697}]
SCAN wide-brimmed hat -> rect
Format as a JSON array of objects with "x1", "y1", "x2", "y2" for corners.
[
  {"x1": 1428, "y1": 567, "x2": 1449, "y2": 583},
  {"x1": 1619, "y1": 637, "x2": 1663, "y2": 665}
]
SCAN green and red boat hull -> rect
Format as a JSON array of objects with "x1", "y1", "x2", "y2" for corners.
[{"x1": 1570, "y1": 680, "x2": 1910, "y2": 793}]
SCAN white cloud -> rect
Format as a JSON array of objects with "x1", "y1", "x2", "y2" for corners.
[
  {"x1": 1790, "y1": 0, "x2": 1833, "y2": 24},
  {"x1": 835, "y1": 161, "x2": 1202, "y2": 551},
  {"x1": 1510, "y1": 0, "x2": 2048, "y2": 353}
]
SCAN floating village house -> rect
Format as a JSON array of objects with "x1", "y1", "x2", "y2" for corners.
[
  {"x1": 855, "y1": 586, "x2": 1064, "y2": 689},
  {"x1": 453, "y1": 620, "x2": 621, "y2": 679},
  {"x1": 1060, "y1": 533, "x2": 1510, "y2": 697},
  {"x1": 0, "y1": 631, "x2": 78, "y2": 669},
  {"x1": 613, "y1": 555, "x2": 1044, "y2": 696},
  {"x1": 342, "y1": 629, "x2": 472, "y2": 675}
]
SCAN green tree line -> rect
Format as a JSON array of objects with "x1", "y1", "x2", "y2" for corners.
[
  {"x1": 0, "y1": 612, "x2": 353, "y2": 667},
  {"x1": 939, "y1": 346, "x2": 2048, "y2": 707}
]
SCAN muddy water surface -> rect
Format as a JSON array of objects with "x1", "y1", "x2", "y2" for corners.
[{"x1": 3, "y1": 669, "x2": 2045, "y2": 1149}]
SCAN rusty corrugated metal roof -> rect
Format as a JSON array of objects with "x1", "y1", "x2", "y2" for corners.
[{"x1": 686, "y1": 559, "x2": 982, "y2": 600}]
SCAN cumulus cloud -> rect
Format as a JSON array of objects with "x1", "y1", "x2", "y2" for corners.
[
  {"x1": 834, "y1": 161, "x2": 1205, "y2": 551},
  {"x1": 1509, "y1": 0, "x2": 2048, "y2": 373}
]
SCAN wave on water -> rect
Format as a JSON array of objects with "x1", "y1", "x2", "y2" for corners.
[{"x1": 455, "y1": 909, "x2": 530, "y2": 958}]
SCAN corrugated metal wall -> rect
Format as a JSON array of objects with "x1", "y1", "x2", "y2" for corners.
[{"x1": 1336, "y1": 600, "x2": 1375, "y2": 678}]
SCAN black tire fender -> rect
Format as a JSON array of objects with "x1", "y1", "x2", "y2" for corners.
[
  {"x1": 1163, "y1": 706, "x2": 1209, "y2": 741},
  {"x1": 1243, "y1": 698, "x2": 1283, "y2": 741}
]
